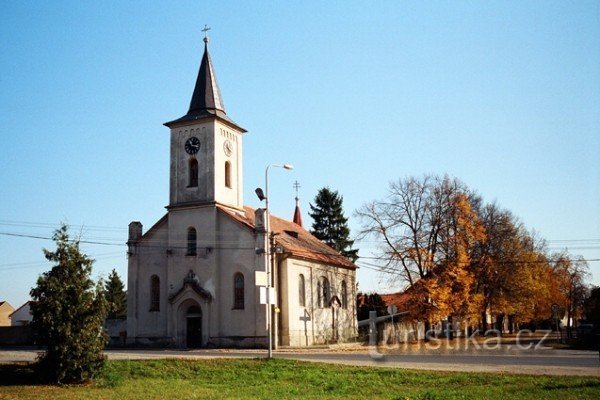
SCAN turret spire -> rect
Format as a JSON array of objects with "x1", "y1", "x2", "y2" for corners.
[{"x1": 292, "y1": 181, "x2": 303, "y2": 228}]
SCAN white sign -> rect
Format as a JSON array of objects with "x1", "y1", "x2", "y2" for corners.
[
  {"x1": 259, "y1": 286, "x2": 277, "y2": 305},
  {"x1": 255, "y1": 271, "x2": 268, "y2": 287},
  {"x1": 387, "y1": 305, "x2": 398, "y2": 315}
]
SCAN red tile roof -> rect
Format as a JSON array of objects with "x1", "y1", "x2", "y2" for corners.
[
  {"x1": 380, "y1": 292, "x2": 411, "y2": 310},
  {"x1": 218, "y1": 205, "x2": 356, "y2": 270}
]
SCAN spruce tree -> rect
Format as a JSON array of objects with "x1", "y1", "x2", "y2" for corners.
[
  {"x1": 309, "y1": 187, "x2": 358, "y2": 261},
  {"x1": 104, "y1": 269, "x2": 127, "y2": 319},
  {"x1": 30, "y1": 225, "x2": 107, "y2": 384}
]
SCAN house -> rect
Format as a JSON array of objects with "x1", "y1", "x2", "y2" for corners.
[
  {"x1": 9, "y1": 301, "x2": 33, "y2": 326},
  {"x1": 0, "y1": 301, "x2": 15, "y2": 327},
  {"x1": 126, "y1": 34, "x2": 358, "y2": 348}
]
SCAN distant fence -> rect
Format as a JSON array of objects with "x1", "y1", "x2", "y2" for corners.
[
  {"x1": 105, "y1": 319, "x2": 127, "y2": 347},
  {"x1": 0, "y1": 326, "x2": 34, "y2": 346},
  {"x1": 357, "y1": 312, "x2": 425, "y2": 344},
  {"x1": 0, "y1": 320, "x2": 128, "y2": 347}
]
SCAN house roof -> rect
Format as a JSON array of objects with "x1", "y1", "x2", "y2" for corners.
[
  {"x1": 8, "y1": 301, "x2": 31, "y2": 318},
  {"x1": 380, "y1": 292, "x2": 411, "y2": 310},
  {"x1": 0, "y1": 301, "x2": 14, "y2": 310},
  {"x1": 218, "y1": 205, "x2": 356, "y2": 270},
  {"x1": 164, "y1": 38, "x2": 245, "y2": 132}
]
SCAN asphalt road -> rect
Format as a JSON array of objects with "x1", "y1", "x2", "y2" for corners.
[{"x1": 1, "y1": 346, "x2": 598, "y2": 376}]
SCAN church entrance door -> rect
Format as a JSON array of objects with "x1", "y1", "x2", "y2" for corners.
[{"x1": 186, "y1": 305, "x2": 202, "y2": 348}]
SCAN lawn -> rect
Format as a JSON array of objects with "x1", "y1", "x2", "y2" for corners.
[{"x1": 0, "y1": 358, "x2": 599, "y2": 399}]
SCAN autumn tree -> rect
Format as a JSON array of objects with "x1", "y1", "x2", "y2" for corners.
[
  {"x1": 470, "y1": 204, "x2": 553, "y2": 330},
  {"x1": 552, "y1": 254, "x2": 590, "y2": 338},
  {"x1": 357, "y1": 174, "x2": 594, "y2": 334},
  {"x1": 104, "y1": 269, "x2": 127, "y2": 319},
  {"x1": 310, "y1": 187, "x2": 358, "y2": 261},
  {"x1": 435, "y1": 192, "x2": 486, "y2": 323},
  {"x1": 356, "y1": 175, "x2": 484, "y2": 328},
  {"x1": 30, "y1": 225, "x2": 107, "y2": 384}
]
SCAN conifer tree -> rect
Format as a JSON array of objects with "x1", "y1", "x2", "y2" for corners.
[
  {"x1": 309, "y1": 187, "x2": 358, "y2": 261},
  {"x1": 30, "y1": 225, "x2": 107, "y2": 384},
  {"x1": 104, "y1": 269, "x2": 127, "y2": 319}
]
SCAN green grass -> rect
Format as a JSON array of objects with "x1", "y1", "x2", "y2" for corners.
[{"x1": 0, "y1": 358, "x2": 599, "y2": 399}]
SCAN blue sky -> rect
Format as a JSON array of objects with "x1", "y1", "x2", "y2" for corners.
[{"x1": 1, "y1": 1, "x2": 599, "y2": 308}]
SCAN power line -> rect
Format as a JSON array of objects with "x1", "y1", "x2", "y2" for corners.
[
  {"x1": 2, "y1": 230, "x2": 599, "y2": 266},
  {"x1": 0, "y1": 232, "x2": 124, "y2": 246},
  {"x1": 0, "y1": 220, "x2": 127, "y2": 232}
]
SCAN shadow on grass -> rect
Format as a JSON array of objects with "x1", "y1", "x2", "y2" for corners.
[
  {"x1": 542, "y1": 380, "x2": 600, "y2": 391},
  {"x1": 0, "y1": 363, "x2": 42, "y2": 387}
]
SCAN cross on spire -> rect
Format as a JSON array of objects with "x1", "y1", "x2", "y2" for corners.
[
  {"x1": 293, "y1": 181, "x2": 301, "y2": 200},
  {"x1": 202, "y1": 24, "x2": 211, "y2": 43},
  {"x1": 292, "y1": 181, "x2": 303, "y2": 227}
]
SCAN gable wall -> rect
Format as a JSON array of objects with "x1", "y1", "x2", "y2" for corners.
[{"x1": 279, "y1": 258, "x2": 357, "y2": 346}]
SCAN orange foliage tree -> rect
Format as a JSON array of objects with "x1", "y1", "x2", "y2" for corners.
[{"x1": 357, "y1": 174, "x2": 591, "y2": 334}]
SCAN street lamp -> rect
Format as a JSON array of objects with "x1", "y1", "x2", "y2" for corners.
[{"x1": 255, "y1": 163, "x2": 293, "y2": 359}]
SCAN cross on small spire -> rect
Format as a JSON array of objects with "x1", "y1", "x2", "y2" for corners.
[
  {"x1": 293, "y1": 181, "x2": 301, "y2": 200},
  {"x1": 202, "y1": 24, "x2": 211, "y2": 43},
  {"x1": 292, "y1": 181, "x2": 303, "y2": 227}
]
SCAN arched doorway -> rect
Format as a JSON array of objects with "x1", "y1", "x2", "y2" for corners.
[{"x1": 186, "y1": 305, "x2": 203, "y2": 348}]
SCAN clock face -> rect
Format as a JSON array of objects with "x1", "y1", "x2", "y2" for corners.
[
  {"x1": 223, "y1": 140, "x2": 233, "y2": 157},
  {"x1": 185, "y1": 137, "x2": 200, "y2": 155}
]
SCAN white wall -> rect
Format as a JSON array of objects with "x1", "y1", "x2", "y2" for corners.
[{"x1": 279, "y1": 258, "x2": 357, "y2": 346}]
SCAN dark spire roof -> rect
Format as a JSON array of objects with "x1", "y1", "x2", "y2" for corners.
[
  {"x1": 292, "y1": 181, "x2": 303, "y2": 227},
  {"x1": 293, "y1": 197, "x2": 303, "y2": 228},
  {"x1": 189, "y1": 38, "x2": 225, "y2": 114},
  {"x1": 165, "y1": 37, "x2": 245, "y2": 131}
]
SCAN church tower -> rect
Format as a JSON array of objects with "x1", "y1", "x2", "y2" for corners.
[{"x1": 164, "y1": 35, "x2": 246, "y2": 211}]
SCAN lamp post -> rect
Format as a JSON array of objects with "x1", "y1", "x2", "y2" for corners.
[{"x1": 256, "y1": 163, "x2": 293, "y2": 359}]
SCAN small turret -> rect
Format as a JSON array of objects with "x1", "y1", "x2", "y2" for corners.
[{"x1": 292, "y1": 181, "x2": 303, "y2": 228}]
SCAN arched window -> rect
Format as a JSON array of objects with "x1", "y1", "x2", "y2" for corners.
[
  {"x1": 225, "y1": 161, "x2": 231, "y2": 188},
  {"x1": 319, "y1": 277, "x2": 330, "y2": 308},
  {"x1": 233, "y1": 273, "x2": 244, "y2": 309},
  {"x1": 188, "y1": 158, "x2": 198, "y2": 187},
  {"x1": 341, "y1": 280, "x2": 348, "y2": 309},
  {"x1": 150, "y1": 275, "x2": 160, "y2": 311},
  {"x1": 298, "y1": 274, "x2": 306, "y2": 307},
  {"x1": 187, "y1": 227, "x2": 197, "y2": 256}
]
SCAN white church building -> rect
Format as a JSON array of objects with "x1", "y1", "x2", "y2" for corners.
[{"x1": 126, "y1": 35, "x2": 358, "y2": 348}]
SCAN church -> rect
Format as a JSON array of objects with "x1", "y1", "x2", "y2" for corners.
[{"x1": 126, "y1": 34, "x2": 358, "y2": 348}]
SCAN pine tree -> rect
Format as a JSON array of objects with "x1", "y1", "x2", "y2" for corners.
[
  {"x1": 309, "y1": 187, "x2": 358, "y2": 261},
  {"x1": 29, "y1": 225, "x2": 107, "y2": 384},
  {"x1": 104, "y1": 269, "x2": 127, "y2": 319}
]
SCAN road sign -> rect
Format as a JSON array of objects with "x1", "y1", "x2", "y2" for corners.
[
  {"x1": 259, "y1": 287, "x2": 277, "y2": 305},
  {"x1": 255, "y1": 271, "x2": 268, "y2": 286}
]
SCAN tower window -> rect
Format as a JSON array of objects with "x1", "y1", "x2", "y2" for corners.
[
  {"x1": 233, "y1": 273, "x2": 244, "y2": 309},
  {"x1": 299, "y1": 274, "x2": 306, "y2": 307},
  {"x1": 150, "y1": 275, "x2": 160, "y2": 311},
  {"x1": 188, "y1": 158, "x2": 198, "y2": 187},
  {"x1": 225, "y1": 161, "x2": 231, "y2": 188},
  {"x1": 187, "y1": 227, "x2": 197, "y2": 256}
]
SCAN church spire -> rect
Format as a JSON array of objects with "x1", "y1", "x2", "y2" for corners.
[
  {"x1": 188, "y1": 28, "x2": 225, "y2": 114},
  {"x1": 292, "y1": 181, "x2": 303, "y2": 228},
  {"x1": 164, "y1": 27, "x2": 245, "y2": 131}
]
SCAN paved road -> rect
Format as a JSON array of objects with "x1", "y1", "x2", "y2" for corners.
[{"x1": 1, "y1": 346, "x2": 598, "y2": 376}]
